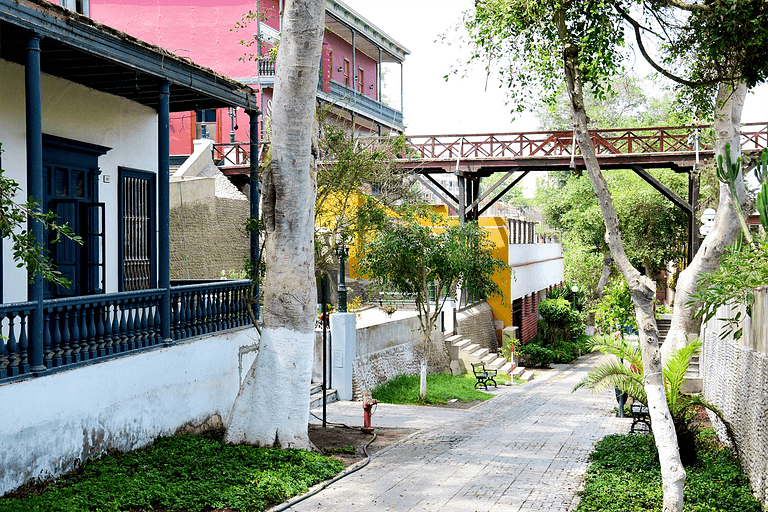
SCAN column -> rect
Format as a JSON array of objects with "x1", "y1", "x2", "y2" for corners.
[
  {"x1": 158, "y1": 81, "x2": 171, "y2": 344},
  {"x1": 26, "y1": 33, "x2": 45, "y2": 374},
  {"x1": 249, "y1": 110, "x2": 261, "y2": 321}
]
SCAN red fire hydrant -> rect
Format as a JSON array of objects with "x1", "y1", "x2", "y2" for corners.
[{"x1": 362, "y1": 390, "x2": 379, "y2": 434}]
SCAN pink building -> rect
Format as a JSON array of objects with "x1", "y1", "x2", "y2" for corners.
[{"x1": 69, "y1": 0, "x2": 408, "y2": 156}]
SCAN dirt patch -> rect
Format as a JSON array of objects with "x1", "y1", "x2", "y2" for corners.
[{"x1": 308, "y1": 424, "x2": 415, "y2": 467}]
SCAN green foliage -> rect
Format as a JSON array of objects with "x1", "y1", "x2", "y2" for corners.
[
  {"x1": 0, "y1": 432, "x2": 344, "y2": 512},
  {"x1": 517, "y1": 333, "x2": 592, "y2": 367},
  {"x1": 577, "y1": 432, "x2": 761, "y2": 512},
  {"x1": 371, "y1": 372, "x2": 495, "y2": 405},
  {"x1": 575, "y1": 337, "x2": 737, "y2": 465},
  {"x1": 538, "y1": 297, "x2": 583, "y2": 343},
  {"x1": 754, "y1": 148, "x2": 768, "y2": 230},
  {"x1": 0, "y1": 143, "x2": 81, "y2": 288},
  {"x1": 593, "y1": 278, "x2": 637, "y2": 334},
  {"x1": 452, "y1": 0, "x2": 625, "y2": 116},
  {"x1": 691, "y1": 236, "x2": 768, "y2": 340},
  {"x1": 358, "y1": 213, "x2": 508, "y2": 345},
  {"x1": 536, "y1": 171, "x2": 688, "y2": 277},
  {"x1": 535, "y1": 76, "x2": 689, "y2": 131}
]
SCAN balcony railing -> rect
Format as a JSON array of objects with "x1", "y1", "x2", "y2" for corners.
[
  {"x1": 326, "y1": 80, "x2": 403, "y2": 127},
  {"x1": 0, "y1": 280, "x2": 252, "y2": 384}
]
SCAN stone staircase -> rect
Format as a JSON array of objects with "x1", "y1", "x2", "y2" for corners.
[
  {"x1": 444, "y1": 333, "x2": 534, "y2": 382},
  {"x1": 657, "y1": 314, "x2": 701, "y2": 392},
  {"x1": 310, "y1": 382, "x2": 338, "y2": 409}
]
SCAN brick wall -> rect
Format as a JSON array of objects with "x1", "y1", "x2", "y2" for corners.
[
  {"x1": 520, "y1": 292, "x2": 539, "y2": 343},
  {"x1": 170, "y1": 197, "x2": 249, "y2": 280},
  {"x1": 456, "y1": 302, "x2": 498, "y2": 351}
]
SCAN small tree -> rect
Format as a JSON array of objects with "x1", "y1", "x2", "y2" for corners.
[
  {"x1": 0, "y1": 143, "x2": 80, "y2": 287},
  {"x1": 358, "y1": 212, "x2": 508, "y2": 399}
]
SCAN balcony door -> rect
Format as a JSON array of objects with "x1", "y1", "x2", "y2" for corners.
[{"x1": 42, "y1": 135, "x2": 109, "y2": 298}]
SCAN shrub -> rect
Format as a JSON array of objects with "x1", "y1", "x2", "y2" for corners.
[
  {"x1": 517, "y1": 338, "x2": 556, "y2": 367},
  {"x1": 577, "y1": 432, "x2": 761, "y2": 512}
]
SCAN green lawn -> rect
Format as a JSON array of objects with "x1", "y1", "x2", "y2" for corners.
[
  {"x1": 0, "y1": 431, "x2": 343, "y2": 512},
  {"x1": 371, "y1": 372, "x2": 509, "y2": 405}
]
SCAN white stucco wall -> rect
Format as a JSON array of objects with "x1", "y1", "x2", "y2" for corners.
[
  {"x1": 508, "y1": 243, "x2": 564, "y2": 300},
  {"x1": 0, "y1": 327, "x2": 259, "y2": 495},
  {"x1": 0, "y1": 58, "x2": 158, "y2": 302}
]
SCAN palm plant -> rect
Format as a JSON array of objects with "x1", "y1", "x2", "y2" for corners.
[{"x1": 575, "y1": 336, "x2": 738, "y2": 466}]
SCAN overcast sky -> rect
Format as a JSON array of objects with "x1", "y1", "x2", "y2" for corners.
[{"x1": 344, "y1": 0, "x2": 768, "y2": 136}]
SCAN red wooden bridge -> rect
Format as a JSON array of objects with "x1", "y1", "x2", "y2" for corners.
[{"x1": 213, "y1": 122, "x2": 768, "y2": 261}]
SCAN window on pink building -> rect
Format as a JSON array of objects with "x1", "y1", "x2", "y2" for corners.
[
  {"x1": 344, "y1": 59, "x2": 350, "y2": 88},
  {"x1": 357, "y1": 68, "x2": 364, "y2": 93}
]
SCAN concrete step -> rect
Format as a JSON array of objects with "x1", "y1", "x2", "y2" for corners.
[
  {"x1": 451, "y1": 338, "x2": 473, "y2": 350},
  {"x1": 445, "y1": 334, "x2": 464, "y2": 345},
  {"x1": 468, "y1": 348, "x2": 489, "y2": 363},
  {"x1": 486, "y1": 356, "x2": 507, "y2": 370},
  {"x1": 480, "y1": 353, "x2": 497, "y2": 365},
  {"x1": 510, "y1": 366, "x2": 525, "y2": 378},
  {"x1": 310, "y1": 387, "x2": 339, "y2": 409},
  {"x1": 519, "y1": 370, "x2": 535, "y2": 382},
  {"x1": 498, "y1": 362, "x2": 513, "y2": 374},
  {"x1": 462, "y1": 343, "x2": 480, "y2": 354}
]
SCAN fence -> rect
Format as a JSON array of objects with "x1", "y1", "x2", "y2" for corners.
[{"x1": 0, "y1": 280, "x2": 252, "y2": 384}]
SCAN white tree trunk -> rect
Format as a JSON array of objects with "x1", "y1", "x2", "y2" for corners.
[
  {"x1": 225, "y1": 0, "x2": 325, "y2": 449},
  {"x1": 662, "y1": 82, "x2": 747, "y2": 358},
  {"x1": 554, "y1": 10, "x2": 686, "y2": 508},
  {"x1": 419, "y1": 359, "x2": 428, "y2": 400}
]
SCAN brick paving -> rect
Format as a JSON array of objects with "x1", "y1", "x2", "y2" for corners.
[{"x1": 294, "y1": 353, "x2": 628, "y2": 512}]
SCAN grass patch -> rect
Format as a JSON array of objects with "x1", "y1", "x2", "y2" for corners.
[
  {"x1": 577, "y1": 430, "x2": 761, "y2": 512},
  {"x1": 0, "y1": 430, "x2": 344, "y2": 512},
  {"x1": 371, "y1": 372, "x2": 496, "y2": 405}
]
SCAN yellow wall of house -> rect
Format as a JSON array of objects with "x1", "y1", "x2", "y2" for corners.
[{"x1": 316, "y1": 196, "x2": 511, "y2": 326}]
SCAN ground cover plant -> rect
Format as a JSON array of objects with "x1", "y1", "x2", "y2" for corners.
[
  {"x1": 577, "y1": 432, "x2": 761, "y2": 511},
  {"x1": 371, "y1": 372, "x2": 505, "y2": 405},
  {"x1": 0, "y1": 430, "x2": 344, "y2": 512}
]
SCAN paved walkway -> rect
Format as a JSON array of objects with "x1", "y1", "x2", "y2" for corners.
[{"x1": 297, "y1": 353, "x2": 628, "y2": 512}]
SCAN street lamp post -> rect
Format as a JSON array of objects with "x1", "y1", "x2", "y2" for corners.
[
  {"x1": 335, "y1": 238, "x2": 348, "y2": 313},
  {"x1": 228, "y1": 107, "x2": 238, "y2": 144}
]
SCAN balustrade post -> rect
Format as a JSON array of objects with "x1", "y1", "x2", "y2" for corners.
[
  {"x1": 86, "y1": 304, "x2": 97, "y2": 358},
  {"x1": 96, "y1": 303, "x2": 106, "y2": 356},
  {"x1": 6, "y1": 313, "x2": 19, "y2": 376},
  {"x1": 103, "y1": 304, "x2": 114, "y2": 355},
  {"x1": 19, "y1": 312, "x2": 30, "y2": 374},
  {"x1": 43, "y1": 307, "x2": 53, "y2": 368},
  {"x1": 0, "y1": 320, "x2": 7, "y2": 379}
]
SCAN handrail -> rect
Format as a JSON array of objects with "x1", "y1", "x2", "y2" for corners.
[{"x1": 0, "y1": 281, "x2": 254, "y2": 384}]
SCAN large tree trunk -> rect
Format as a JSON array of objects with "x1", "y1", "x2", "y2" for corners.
[
  {"x1": 225, "y1": 0, "x2": 325, "y2": 449},
  {"x1": 554, "y1": 8, "x2": 686, "y2": 511},
  {"x1": 662, "y1": 82, "x2": 747, "y2": 357}
]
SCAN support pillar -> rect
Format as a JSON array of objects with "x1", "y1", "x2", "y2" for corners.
[
  {"x1": 458, "y1": 174, "x2": 466, "y2": 223},
  {"x1": 249, "y1": 110, "x2": 261, "y2": 321},
  {"x1": 351, "y1": 31, "x2": 356, "y2": 93},
  {"x1": 158, "y1": 81, "x2": 171, "y2": 344},
  {"x1": 25, "y1": 32, "x2": 45, "y2": 373}
]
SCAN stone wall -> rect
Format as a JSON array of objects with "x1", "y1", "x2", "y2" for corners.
[
  {"x1": 352, "y1": 329, "x2": 448, "y2": 399},
  {"x1": 170, "y1": 196, "x2": 249, "y2": 279},
  {"x1": 702, "y1": 287, "x2": 768, "y2": 507},
  {"x1": 456, "y1": 302, "x2": 499, "y2": 352}
]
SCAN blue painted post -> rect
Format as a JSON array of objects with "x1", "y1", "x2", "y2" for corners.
[
  {"x1": 249, "y1": 110, "x2": 261, "y2": 322},
  {"x1": 158, "y1": 81, "x2": 171, "y2": 344},
  {"x1": 25, "y1": 33, "x2": 46, "y2": 374}
]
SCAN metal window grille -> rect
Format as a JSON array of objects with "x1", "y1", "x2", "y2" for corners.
[{"x1": 122, "y1": 174, "x2": 152, "y2": 291}]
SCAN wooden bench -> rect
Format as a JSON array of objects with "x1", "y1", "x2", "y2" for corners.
[
  {"x1": 630, "y1": 398, "x2": 651, "y2": 433},
  {"x1": 471, "y1": 362, "x2": 497, "y2": 390}
]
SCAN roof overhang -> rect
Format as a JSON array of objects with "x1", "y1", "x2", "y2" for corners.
[
  {"x1": 325, "y1": 0, "x2": 409, "y2": 64},
  {"x1": 0, "y1": 0, "x2": 258, "y2": 112}
]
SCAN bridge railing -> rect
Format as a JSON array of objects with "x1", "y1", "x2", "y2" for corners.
[
  {"x1": 383, "y1": 122, "x2": 768, "y2": 160},
  {"x1": 211, "y1": 122, "x2": 768, "y2": 168}
]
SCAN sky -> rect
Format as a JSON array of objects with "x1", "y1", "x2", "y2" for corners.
[{"x1": 343, "y1": 0, "x2": 768, "y2": 136}]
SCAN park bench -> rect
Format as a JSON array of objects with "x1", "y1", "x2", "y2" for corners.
[
  {"x1": 471, "y1": 362, "x2": 497, "y2": 390},
  {"x1": 630, "y1": 398, "x2": 651, "y2": 433}
]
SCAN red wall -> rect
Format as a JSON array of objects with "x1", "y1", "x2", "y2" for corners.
[{"x1": 322, "y1": 30, "x2": 378, "y2": 101}]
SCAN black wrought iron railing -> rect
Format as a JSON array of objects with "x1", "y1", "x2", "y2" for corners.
[{"x1": 0, "y1": 279, "x2": 253, "y2": 383}]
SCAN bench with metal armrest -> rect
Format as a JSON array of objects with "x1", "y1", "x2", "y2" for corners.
[{"x1": 471, "y1": 362, "x2": 498, "y2": 390}]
